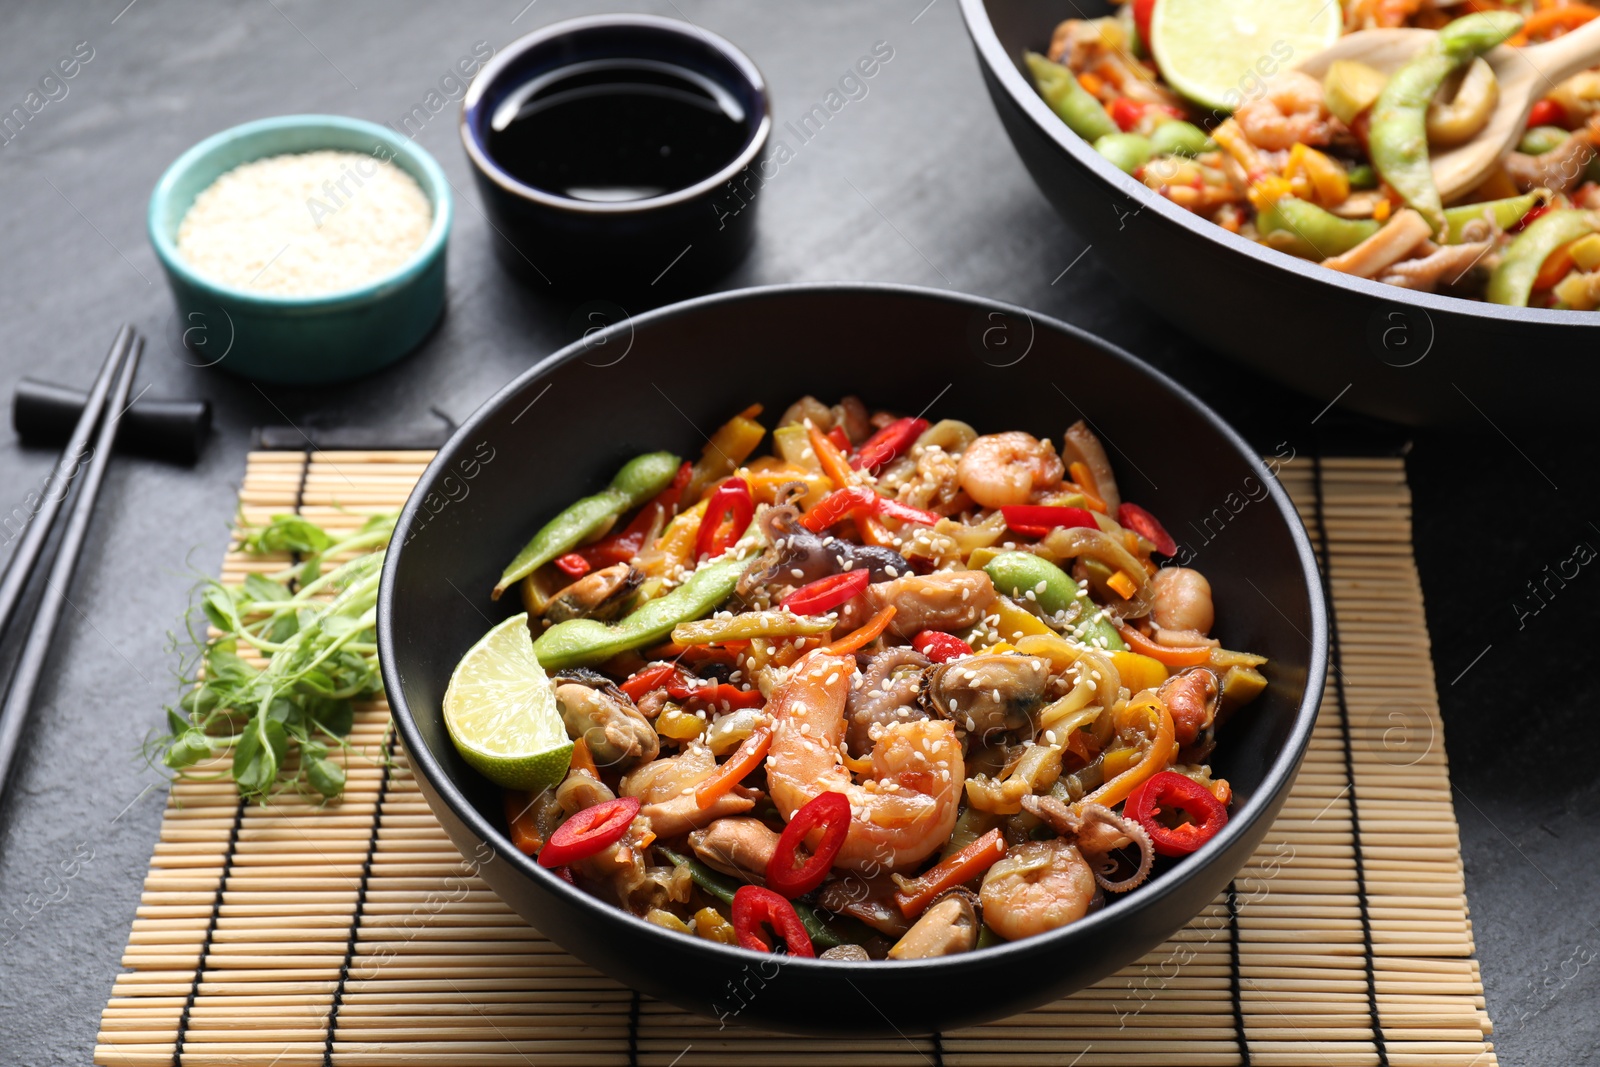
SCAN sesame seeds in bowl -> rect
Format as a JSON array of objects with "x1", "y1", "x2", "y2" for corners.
[{"x1": 148, "y1": 115, "x2": 453, "y2": 385}]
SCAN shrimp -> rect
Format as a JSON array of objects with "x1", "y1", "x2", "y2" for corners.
[
  {"x1": 620, "y1": 743, "x2": 756, "y2": 838},
  {"x1": 1234, "y1": 72, "x2": 1338, "y2": 151},
  {"x1": 958, "y1": 432, "x2": 1064, "y2": 509},
  {"x1": 1149, "y1": 567, "x2": 1215, "y2": 634},
  {"x1": 765, "y1": 651, "x2": 963, "y2": 873},
  {"x1": 978, "y1": 838, "x2": 1096, "y2": 941}
]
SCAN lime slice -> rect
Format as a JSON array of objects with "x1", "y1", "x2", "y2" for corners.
[
  {"x1": 1150, "y1": 0, "x2": 1342, "y2": 113},
  {"x1": 444, "y1": 612, "x2": 573, "y2": 792}
]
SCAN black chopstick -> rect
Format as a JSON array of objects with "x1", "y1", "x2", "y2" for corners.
[
  {"x1": 0, "y1": 325, "x2": 135, "y2": 642},
  {"x1": 0, "y1": 331, "x2": 142, "y2": 798}
]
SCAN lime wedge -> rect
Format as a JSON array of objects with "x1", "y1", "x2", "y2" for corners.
[
  {"x1": 1150, "y1": 0, "x2": 1342, "y2": 113},
  {"x1": 444, "y1": 613, "x2": 573, "y2": 792}
]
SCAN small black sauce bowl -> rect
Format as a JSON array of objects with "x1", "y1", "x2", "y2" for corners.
[{"x1": 461, "y1": 15, "x2": 771, "y2": 295}]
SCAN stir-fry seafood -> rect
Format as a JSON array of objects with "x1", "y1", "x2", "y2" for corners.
[
  {"x1": 469, "y1": 397, "x2": 1268, "y2": 959},
  {"x1": 1030, "y1": 2, "x2": 1600, "y2": 308}
]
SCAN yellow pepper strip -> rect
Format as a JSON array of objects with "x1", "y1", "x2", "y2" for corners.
[
  {"x1": 1077, "y1": 693, "x2": 1175, "y2": 813},
  {"x1": 656, "y1": 706, "x2": 706, "y2": 742},
  {"x1": 672, "y1": 610, "x2": 836, "y2": 645},
  {"x1": 1111, "y1": 650, "x2": 1168, "y2": 694},
  {"x1": 684, "y1": 413, "x2": 766, "y2": 505},
  {"x1": 992, "y1": 596, "x2": 1055, "y2": 644},
  {"x1": 1570, "y1": 233, "x2": 1600, "y2": 272},
  {"x1": 637, "y1": 498, "x2": 707, "y2": 579},
  {"x1": 742, "y1": 458, "x2": 833, "y2": 509},
  {"x1": 1286, "y1": 143, "x2": 1350, "y2": 208}
]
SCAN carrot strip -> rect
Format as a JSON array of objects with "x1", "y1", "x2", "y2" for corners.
[
  {"x1": 893, "y1": 829, "x2": 1007, "y2": 918},
  {"x1": 1115, "y1": 621, "x2": 1214, "y2": 667},
  {"x1": 825, "y1": 605, "x2": 896, "y2": 656},
  {"x1": 1510, "y1": 3, "x2": 1599, "y2": 45},
  {"x1": 570, "y1": 736, "x2": 599, "y2": 779},
  {"x1": 1106, "y1": 570, "x2": 1139, "y2": 599},
  {"x1": 504, "y1": 791, "x2": 544, "y2": 855},
  {"x1": 806, "y1": 423, "x2": 856, "y2": 490},
  {"x1": 695, "y1": 726, "x2": 772, "y2": 810}
]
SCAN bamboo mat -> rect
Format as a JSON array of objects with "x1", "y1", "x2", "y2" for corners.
[{"x1": 93, "y1": 451, "x2": 1496, "y2": 1067}]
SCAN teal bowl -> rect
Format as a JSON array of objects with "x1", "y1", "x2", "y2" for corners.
[{"x1": 148, "y1": 115, "x2": 452, "y2": 385}]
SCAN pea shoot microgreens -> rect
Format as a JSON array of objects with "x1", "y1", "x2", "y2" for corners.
[{"x1": 151, "y1": 512, "x2": 396, "y2": 802}]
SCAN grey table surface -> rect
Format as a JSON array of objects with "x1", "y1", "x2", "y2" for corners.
[{"x1": 1, "y1": 2, "x2": 1595, "y2": 1064}]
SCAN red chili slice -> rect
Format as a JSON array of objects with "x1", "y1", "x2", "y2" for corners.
[
  {"x1": 1528, "y1": 98, "x2": 1567, "y2": 129},
  {"x1": 1116, "y1": 502, "x2": 1178, "y2": 556},
  {"x1": 554, "y1": 553, "x2": 592, "y2": 577},
  {"x1": 620, "y1": 663, "x2": 690, "y2": 701},
  {"x1": 695, "y1": 478, "x2": 754, "y2": 561},
  {"x1": 765, "y1": 791, "x2": 851, "y2": 898},
  {"x1": 1109, "y1": 97, "x2": 1145, "y2": 132},
  {"x1": 911, "y1": 630, "x2": 972, "y2": 664},
  {"x1": 1125, "y1": 771, "x2": 1229, "y2": 857},
  {"x1": 536, "y1": 796, "x2": 641, "y2": 868},
  {"x1": 851, "y1": 417, "x2": 928, "y2": 474},
  {"x1": 802, "y1": 486, "x2": 939, "y2": 532},
  {"x1": 781, "y1": 570, "x2": 871, "y2": 615},
  {"x1": 1000, "y1": 505, "x2": 1099, "y2": 538},
  {"x1": 731, "y1": 884, "x2": 816, "y2": 956}
]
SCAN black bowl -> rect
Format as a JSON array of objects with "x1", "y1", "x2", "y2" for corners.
[
  {"x1": 460, "y1": 14, "x2": 771, "y2": 295},
  {"x1": 378, "y1": 283, "x2": 1327, "y2": 1035},
  {"x1": 959, "y1": 0, "x2": 1599, "y2": 426}
]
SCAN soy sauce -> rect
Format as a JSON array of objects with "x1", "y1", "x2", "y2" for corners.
[{"x1": 486, "y1": 59, "x2": 749, "y2": 202}]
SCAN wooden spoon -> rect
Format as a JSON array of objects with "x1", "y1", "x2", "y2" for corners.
[{"x1": 1297, "y1": 19, "x2": 1600, "y2": 201}]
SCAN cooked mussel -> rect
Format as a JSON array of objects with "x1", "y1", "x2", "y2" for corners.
[
  {"x1": 544, "y1": 563, "x2": 642, "y2": 624},
  {"x1": 923, "y1": 654, "x2": 1052, "y2": 740},
  {"x1": 553, "y1": 668, "x2": 659, "y2": 771}
]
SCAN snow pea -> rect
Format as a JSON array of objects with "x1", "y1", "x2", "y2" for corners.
[
  {"x1": 1368, "y1": 11, "x2": 1522, "y2": 235},
  {"x1": 1519, "y1": 125, "x2": 1570, "y2": 156},
  {"x1": 1257, "y1": 197, "x2": 1379, "y2": 260},
  {"x1": 494, "y1": 451, "x2": 681, "y2": 598},
  {"x1": 1149, "y1": 120, "x2": 1214, "y2": 158},
  {"x1": 1025, "y1": 51, "x2": 1117, "y2": 143},
  {"x1": 532, "y1": 530, "x2": 763, "y2": 668},
  {"x1": 1441, "y1": 192, "x2": 1544, "y2": 244},
  {"x1": 984, "y1": 552, "x2": 1125, "y2": 651},
  {"x1": 1094, "y1": 132, "x2": 1153, "y2": 173},
  {"x1": 1487, "y1": 209, "x2": 1599, "y2": 306}
]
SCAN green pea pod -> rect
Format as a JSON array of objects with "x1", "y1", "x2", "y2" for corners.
[
  {"x1": 1441, "y1": 192, "x2": 1544, "y2": 244},
  {"x1": 984, "y1": 552, "x2": 1125, "y2": 650},
  {"x1": 1257, "y1": 197, "x2": 1380, "y2": 260},
  {"x1": 532, "y1": 530, "x2": 764, "y2": 668},
  {"x1": 1148, "y1": 120, "x2": 1214, "y2": 158},
  {"x1": 656, "y1": 848, "x2": 865, "y2": 949},
  {"x1": 1487, "y1": 209, "x2": 1599, "y2": 306},
  {"x1": 1094, "y1": 132, "x2": 1153, "y2": 174},
  {"x1": 1025, "y1": 51, "x2": 1118, "y2": 143},
  {"x1": 672, "y1": 610, "x2": 835, "y2": 645},
  {"x1": 494, "y1": 451, "x2": 681, "y2": 598},
  {"x1": 1519, "y1": 125, "x2": 1570, "y2": 156},
  {"x1": 1369, "y1": 11, "x2": 1522, "y2": 234}
]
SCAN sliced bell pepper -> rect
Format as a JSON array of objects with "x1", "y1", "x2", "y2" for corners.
[
  {"x1": 781, "y1": 569, "x2": 871, "y2": 615},
  {"x1": 825, "y1": 605, "x2": 896, "y2": 655},
  {"x1": 1000, "y1": 504, "x2": 1099, "y2": 538},
  {"x1": 912, "y1": 630, "x2": 973, "y2": 663},
  {"x1": 826, "y1": 425, "x2": 852, "y2": 454},
  {"x1": 803, "y1": 486, "x2": 939, "y2": 532},
  {"x1": 851, "y1": 417, "x2": 928, "y2": 473},
  {"x1": 694, "y1": 478, "x2": 754, "y2": 561},
  {"x1": 1116, "y1": 502, "x2": 1178, "y2": 556}
]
